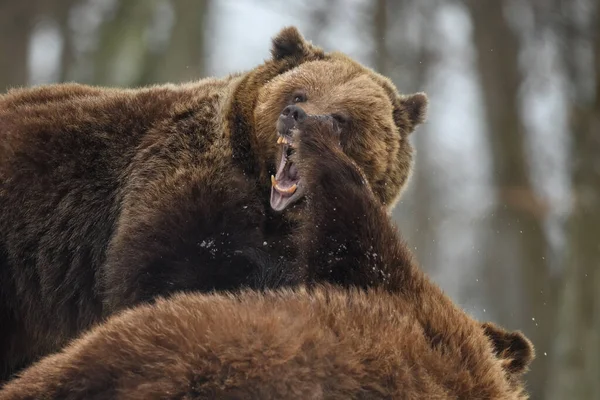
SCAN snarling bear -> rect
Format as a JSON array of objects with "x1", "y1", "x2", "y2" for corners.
[
  {"x1": 0, "y1": 114, "x2": 533, "y2": 399},
  {"x1": 0, "y1": 27, "x2": 427, "y2": 380}
]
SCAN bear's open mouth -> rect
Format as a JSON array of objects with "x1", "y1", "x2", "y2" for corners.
[{"x1": 270, "y1": 128, "x2": 305, "y2": 212}]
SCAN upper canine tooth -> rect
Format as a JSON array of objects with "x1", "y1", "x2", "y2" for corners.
[
  {"x1": 271, "y1": 175, "x2": 277, "y2": 187},
  {"x1": 277, "y1": 137, "x2": 283, "y2": 144}
]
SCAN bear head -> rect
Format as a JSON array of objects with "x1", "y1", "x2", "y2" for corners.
[{"x1": 244, "y1": 27, "x2": 427, "y2": 214}]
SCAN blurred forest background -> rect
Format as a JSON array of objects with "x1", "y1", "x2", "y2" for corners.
[{"x1": 1, "y1": 0, "x2": 598, "y2": 398}]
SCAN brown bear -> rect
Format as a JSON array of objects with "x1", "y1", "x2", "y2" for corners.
[
  {"x1": 0, "y1": 115, "x2": 534, "y2": 399},
  {"x1": 0, "y1": 27, "x2": 427, "y2": 381}
]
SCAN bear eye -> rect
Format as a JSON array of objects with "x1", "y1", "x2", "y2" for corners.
[
  {"x1": 292, "y1": 92, "x2": 306, "y2": 103},
  {"x1": 332, "y1": 113, "x2": 349, "y2": 126}
]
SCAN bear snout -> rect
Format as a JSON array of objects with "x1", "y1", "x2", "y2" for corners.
[{"x1": 279, "y1": 105, "x2": 307, "y2": 133}]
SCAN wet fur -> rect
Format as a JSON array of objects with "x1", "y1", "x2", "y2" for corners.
[{"x1": 0, "y1": 117, "x2": 533, "y2": 399}]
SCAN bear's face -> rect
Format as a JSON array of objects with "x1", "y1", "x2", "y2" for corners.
[{"x1": 253, "y1": 28, "x2": 427, "y2": 213}]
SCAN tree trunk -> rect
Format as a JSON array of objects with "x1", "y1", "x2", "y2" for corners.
[
  {"x1": 0, "y1": 1, "x2": 37, "y2": 91},
  {"x1": 92, "y1": 0, "x2": 156, "y2": 86},
  {"x1": 373, "y1": 0, "x2": 387, "y2": 74},
  {"x1": 385, "y1": 1, "x2": 438, "y2": 274},
  {"x1": 54, "y1": 0, "x2": 76, "y2": 83},
  {"x1": 547, "y1": 3, "x2": 600, "y2": 397},
  {"x1": 144, "y1": 0, "x2": 209, "y2": 84},
  {"x1": 466, "y1": 1, "x2": 554, "y2": 398}
]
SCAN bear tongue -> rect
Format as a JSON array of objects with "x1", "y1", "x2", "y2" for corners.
[
  {"x1": 270, "y1": 189, "x2": 288, "y2": 211},
  {"x1": 274, "y1": 153, "x2": 298, "y2": 190},
  {"x1": 270, "y1": 152, "x2": 300, "y2": 211},
  {"x1": 274, "y1": 160, "x2": 296, "y2": 193},
  {"x1": 288, "y1": 162, "x2": 298, "y2": 180}
]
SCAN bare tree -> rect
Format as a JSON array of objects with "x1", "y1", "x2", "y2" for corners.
[
  {"x1": 547, "y1": 1, "x2": 600, "y2": 398},
  {"x1": 88, "y1": 0, "x2": 210, "y2": 86},
  {"x1": 141, "y1": 0, "x2": 209, "y2": 84},
  {"x1": 372, "y1": 0, "x2": 387, "y2": 74},
  {"x1": 381, "y1": 1, "x2": 439, "y2": 273},
  {"x1": 0, "y1": 1, "x2": 38, "y2": 91},
  {"x1": 466, "y1": 1, "x2": 554, "y2": 398},
  {"x1": 54, "y1": 0, "x2": 77, "y2": 82},
  {"x1": 92, "y1": 0, "x2": 156, "y2": 86}
]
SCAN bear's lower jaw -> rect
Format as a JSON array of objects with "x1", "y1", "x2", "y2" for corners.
[{"x1": 270, "y1": 182, "x2": 305, "y2": 212}]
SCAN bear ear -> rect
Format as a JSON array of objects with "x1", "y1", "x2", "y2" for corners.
[
  {"x1": 271, "y1": 26, "x2": 310, "y2": 60},
  {"x1": 393, "y1": 92, "x2": 428, "y2": 135},
  {"x1": 482, "y1": 322, "x2": 535, "y2": 375}
]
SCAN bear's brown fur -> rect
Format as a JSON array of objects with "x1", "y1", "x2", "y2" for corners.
[
  {"x1": 0, "y1": 115, "x2": 533, "y2": 399},
  {"x1": 0, "y1": 27, "x2": 427, "y2": 380},
  {"x1": 0, "y1": 289, "x2": 535, "y2": 400}
]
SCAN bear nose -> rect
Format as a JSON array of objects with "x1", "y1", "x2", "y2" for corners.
[{"x1": 281, "y1": 105, "x2": 306, "y2": 122}]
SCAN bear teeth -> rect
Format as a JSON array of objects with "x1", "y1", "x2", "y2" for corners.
[
  {"x1": 277, "y1": 183, "x2": 297, "y2": 194},
  {"x1": 276, "y1": 136, "x2": 290, "y2": 145},
  {"x1": 271, "y1": 175, "x2": 297, "y2": 194}
]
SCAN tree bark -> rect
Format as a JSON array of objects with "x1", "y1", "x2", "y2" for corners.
[
  {"x1": 547, "y1": 3, "x2": 600, "y2": 398},
  {"x1": 466, "y1": 1, "x2": 554, "y2": 398},
  {"x1": 54, "y1": 0, "x2": 77, "y2": 83},
  {"x1": 0, "y1": 1, "x2": 37, "y2": 91},
  {"x1": 92, "y1": 0, "x2": 156, "y2": 86},
  {"x1": 144, "y1": 0, "x2": 209, "y2": 84},
  {"x1": 373, "y1": 0, "x2": 388, "y2": 74}
]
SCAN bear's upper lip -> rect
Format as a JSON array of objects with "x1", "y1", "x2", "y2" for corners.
[{"x1": 270, "y1": 123, "x2": 304, "y2": 212}]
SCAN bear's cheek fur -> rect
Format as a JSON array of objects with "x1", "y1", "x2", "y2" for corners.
[{"x1": 341, "y1": 115, "x2": 405, "y2": 205}]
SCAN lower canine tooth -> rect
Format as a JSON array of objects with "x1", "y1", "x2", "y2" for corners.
[{"x1": 275, "y1": 183, "x2": 297, "y2": 194}]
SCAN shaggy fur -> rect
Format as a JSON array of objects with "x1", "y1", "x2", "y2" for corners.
[
  {"x1": 0, "y1": 116, "x2": 534, "y2": 399},
  {"x1": 0, "y1": 27, "x2": 427, "y2": 380}
]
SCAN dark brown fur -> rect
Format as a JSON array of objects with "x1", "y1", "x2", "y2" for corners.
[
  {"x1": 0, "y1": 116, "x2": 533, "y2": 399},
  {"x1": 0, "y1": 27, "x2": 427, "y2": 380}
]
